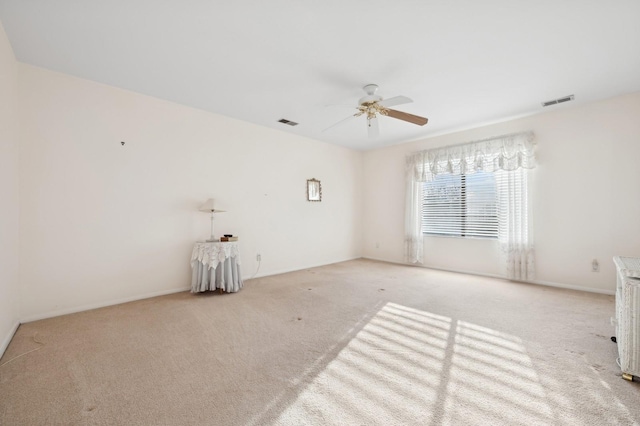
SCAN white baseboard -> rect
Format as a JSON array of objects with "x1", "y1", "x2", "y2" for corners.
[
  {"x1": 20, "y1": 286, "x2": 191, "y2": 323},
  {"x1": 529, "y1": 279, "x2": 614, "y2": 295},
  {"x1": 22, "y1": 255, "x2": 609, "y2": 324},
  {"x1": 1, "y1": 321, "x2": 20, "y2": 360},
  {"x1": 362, "y1": 256, "x2": 615, "y2": 296},
  {"x1": 20, "y1": 257, "x2": 363, "y2": 323},
  {"x1": 243, "y1": 256, "x2": 362, "y2": 281}
]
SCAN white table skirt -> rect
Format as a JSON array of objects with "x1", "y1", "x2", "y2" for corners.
[{"x1": 190, "y1": 242, "x2": 243, "y2": 293}]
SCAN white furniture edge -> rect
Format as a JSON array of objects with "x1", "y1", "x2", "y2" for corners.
[{"x1": 613, "y1": 256, "x2": 640, "y2": 279}]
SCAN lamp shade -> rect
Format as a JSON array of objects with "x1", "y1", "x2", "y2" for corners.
[{"x1": 199, "y1": 198, "x2": 226, "y2": 213}]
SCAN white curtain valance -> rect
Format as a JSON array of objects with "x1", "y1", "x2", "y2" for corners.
[
  {"x1": 406, "y1": 131, "x2": 536, "y2": 182},
  {"x1": 404, "y1": 131, "x2": 536, "y2": 276}
]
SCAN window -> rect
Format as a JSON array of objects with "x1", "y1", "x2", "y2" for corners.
[
  {"x1": 405, "y1": 131, "x2": 535, "y2": 268},
  {"x1": 422, "y1": 171, "x2": 498, "y2": 238}
]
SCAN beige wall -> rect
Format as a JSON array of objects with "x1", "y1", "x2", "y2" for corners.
[
  {"x1": 6, "y1": 34, "x2": 640, "y2": 329},
  {"x1": 363, "y1": 93, "x2": 640, "y2": 294},
  {"x1": 18, "y1": 64, "x2": 363, "y2": 321},
  {"x1": 0, "y1": 20, "x2": 20, "y2": 355}
]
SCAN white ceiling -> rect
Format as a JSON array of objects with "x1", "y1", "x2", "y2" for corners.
[{"x1": 1, "y1": 1, "x2": 639, "y2": 150}]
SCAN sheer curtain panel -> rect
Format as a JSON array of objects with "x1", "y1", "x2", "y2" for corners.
[
  {"x1": 496, "y1": 168, "x2": 534, "y2": 280},
  {"x1": 405, "y1": 151, "x2": 427, "y2": 263},
  {"x1": 404, "y1": 131, "x2": 536, "y2": 278}
]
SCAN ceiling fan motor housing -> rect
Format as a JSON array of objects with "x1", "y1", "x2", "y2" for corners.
[{"x1": 359, "y1": 84, "x2": 382, "y2": 105}]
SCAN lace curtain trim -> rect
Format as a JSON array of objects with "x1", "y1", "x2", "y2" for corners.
[
  {"x1": 191, "y1": 242, "x2": 241, "y2": 270},
  {"x1": 407, "y1": 131, "x2": 536, "y2": 181}
]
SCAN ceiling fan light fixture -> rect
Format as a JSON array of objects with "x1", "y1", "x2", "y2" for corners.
[
  {"x1": 358, "y1": 101, "x2": 388, "y2": 121},
  {"x1": 324, "y1": 84, "x2": 429, "y2": 138}
]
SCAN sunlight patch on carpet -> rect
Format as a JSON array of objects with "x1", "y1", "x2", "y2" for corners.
[
  {"x1": 274, "y1": 303, "x2": 556, "y2": 425},
  {"x1": 441, "y1": 320, "x2": 552, "y2": 425}
]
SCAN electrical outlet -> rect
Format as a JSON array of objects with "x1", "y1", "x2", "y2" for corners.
[
  {"x1": 256, "y1": 253, "x2": 261, "y2": 262},
  {"x1": 592, "y1": 259, "x2": 599, "y2": 272}
]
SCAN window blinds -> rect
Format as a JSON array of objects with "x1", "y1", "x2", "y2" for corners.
[{"x1": 422, "y1": 171, "x2": 498, "y2": 238}]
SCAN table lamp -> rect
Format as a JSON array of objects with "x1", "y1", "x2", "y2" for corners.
[{"x1": 199, "y1": 199, "x2": 226, "y2": 242}]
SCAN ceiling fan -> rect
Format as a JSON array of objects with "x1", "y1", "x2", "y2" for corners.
[{"x1": 325, "y1": 84, "x2": 428, "y2": 138}]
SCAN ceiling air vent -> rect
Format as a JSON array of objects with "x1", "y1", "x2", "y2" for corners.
[
  {"x1": 278, "y1": 118, "x2": 299, "y2": 126},
  {"x1": 542, "y1": 95, "x2": 575, "y2": 107}
]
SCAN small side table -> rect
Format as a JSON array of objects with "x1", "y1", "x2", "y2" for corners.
[{"x1": 190, "y1": 241, "x2": 243, "y2": 293}]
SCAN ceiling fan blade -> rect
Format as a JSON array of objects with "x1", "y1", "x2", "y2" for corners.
[
  {"x1": 367, "y1": 116, "x2": 379, "y2": 138},
  {"x1": 322, "y1": 113, "x2": 357, "y2": 132},
  {"x1": 378, "y1": 95, "x2": 412, "y2": 108},
  {"x1": 385, "y1": 109, "x2": 429, "y2": 126}
]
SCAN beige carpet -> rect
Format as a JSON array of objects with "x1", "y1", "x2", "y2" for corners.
[{"x1": 1, "y1": 259, "x2": 638, "y2": 425}]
